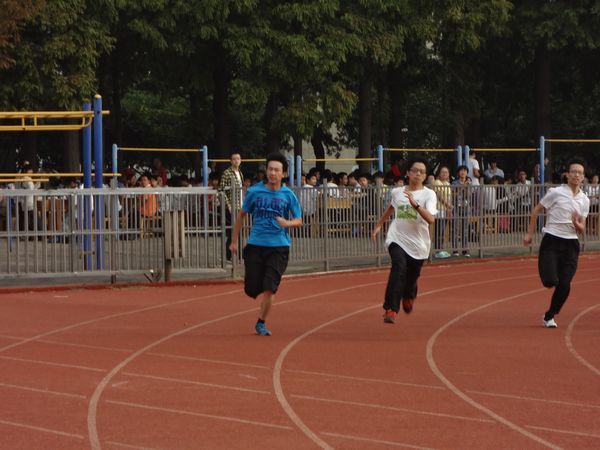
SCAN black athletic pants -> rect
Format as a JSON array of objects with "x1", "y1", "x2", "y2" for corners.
[
  {"x1": 383, "y1": 243, "x2": 424, "y2": 313},
  {"x1": 538, "y1": 233, "x2": 580, "y2": 320}
]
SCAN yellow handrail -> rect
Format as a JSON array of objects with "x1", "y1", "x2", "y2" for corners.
[
  {"x1": 119, "y1": 147, "x2": 200, "y2": 153},
  {"x1": 302, "y1": 157, "x2": 376, "y2": 162},
  {"x1": 0, "y1": 178, "x2": 49, "y2": 183},
  {"x1": 385, "y1": 148, "x2": 456, "y2": 152},
  {"x1": 0, "y1": 110, "x2": 110, "y2": 131},
  {"x1": 545, "y1": 138, "x2": 600, "y2": 143},
  {"x1": 471, "y1": 148, "x2": 537, "y2": 152},
  {"x1": 0, "y1": 172, "x2": 120, "y2": 178}
]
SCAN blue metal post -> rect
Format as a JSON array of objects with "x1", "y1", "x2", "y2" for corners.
[
  {"x1": 464, "y1": 145, "x2": 470, "y2": 168},
  {"x1": 295, "y1": 155, "x2": 302, "y2": 187},
  {"x1": 287, "y1": 155, "x2": 294, "y2": 187},
  {"x1": 539, "y1": 136, "x2": 545, "y2": 189},
  {"x1": 202, "y1": 145, "x2": 208, "y2": 186},
  {"x1": 377, "y1": 145, "x2": 384, "y2": 173},
  {"x1": 93, "y1": 95, "x2": 104, "y2": 269},
  {"x1": 456, "y1": 145, "x2": 463, "y2": 167},
  {"x1": 82, "y1": 102, "x2": 92, "y2": 270},
  {"x1": 111, "y1": 144, "x2": 118, "y2": 187}
]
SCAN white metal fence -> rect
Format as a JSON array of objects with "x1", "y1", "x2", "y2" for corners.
[{"x1": 0, "y1": 184, "x2": 598, "y2": 282}]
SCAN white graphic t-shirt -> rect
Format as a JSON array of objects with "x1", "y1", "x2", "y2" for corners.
[{"x1": 385, "y1": 186, "x2": 437, "y2": 260}]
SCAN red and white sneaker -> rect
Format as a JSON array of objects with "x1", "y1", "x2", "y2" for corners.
[{"x1": 383, "y1": 310, "x2": 397, "y2": 324}]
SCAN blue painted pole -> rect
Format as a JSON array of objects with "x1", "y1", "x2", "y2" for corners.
[
  {"x1": 295, "y1": 155, "x2": 302, "y2": 187},
  {"x1": 456, "y1": 145, "x2": 462, "y2": 167},
  {"x1": 111, "y1": 144, "x2": 118, "y2": 187},
  {"x1": 377, "y1": 145, "x2": 384, "y2": 173},
  {"x1": 539, "y1": 136, "x2": 545, "y2": 191},
  {"x1": 287, "y1": 155, "x2": 294, "y2": 187},
  {"x1": 202, "y1": 145, "x2": 208, "y2": 186},
  {"x1": 93, "y1": 95, "x2": 104, "y2": 269},
  {"x1": 464, "y1": 145, "x2": 470, "y2": 168},
  {"x1": 82, "y1": 102, "x2": 92, "y2": 270}
]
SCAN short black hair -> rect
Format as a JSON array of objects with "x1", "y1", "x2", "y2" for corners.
[
  {"x1": 266, "y1": 152, "x2": 288, "y2": 173},
  {"x1": 566, "y1": 157, "x2": 586, "y2": 172},
  {"x1": 405, "y1": 157, "x2": 429, "y2": 174},
  {"x1": 456, "y1": 165, "x2": 469, "y2": 174}
]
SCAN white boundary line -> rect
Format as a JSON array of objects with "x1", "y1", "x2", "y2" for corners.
[
  {"x1": 565, "y1": 304, "x2": 600, "y2": 376},
  {"x1": 425, "y1": 276, "x2": 600, "y2": 450}
]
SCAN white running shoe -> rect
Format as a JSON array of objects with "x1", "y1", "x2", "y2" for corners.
[{"x1": 543, "y1": 317, "x2": 558, "y2": 328}]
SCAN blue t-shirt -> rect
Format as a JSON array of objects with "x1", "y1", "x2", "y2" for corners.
[{"x1": 242, "y1": 183, "x2": 302, "y2": 247}]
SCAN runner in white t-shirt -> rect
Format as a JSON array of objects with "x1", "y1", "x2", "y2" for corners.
[
  {"x1": 372, "y1": 158, "x2": 437, "y2": 323},
  {"x1": 524, "y1": 158, "x2": 590, "y2": 328}
]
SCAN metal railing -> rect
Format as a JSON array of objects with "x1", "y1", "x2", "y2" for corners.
[{"x1": 0, "y1": 184, "x2": 598, "y2": 282}]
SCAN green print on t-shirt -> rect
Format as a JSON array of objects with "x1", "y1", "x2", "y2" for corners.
[{"x1": 396, "y1": 204, "x2": 417, "y2": 220}]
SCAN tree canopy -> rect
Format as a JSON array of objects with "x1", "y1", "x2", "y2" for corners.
[{"x1": 1, "y1": 0, "x2": 600, "y2": 176}]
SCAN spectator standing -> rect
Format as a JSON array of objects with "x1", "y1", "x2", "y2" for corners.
[
  {"x1": 219, "y1": 153, "x2": 244, "y2": 260},
  {"x1": 432, "y1": 166, "x2": 452, "y2": 258},
  {"x1": 451, "y1": 165, "x2": 471, "y2": 257},
  {"x1": 152, "y1": 158, "x2": 169, "y2": 186},
  {"x1": 524, "y1": 158, "x2": 589, "y2": 328},
  {"x1": 483, "y1": 160, "x2": 504, "y2": 182},
  {"x1": 372, "y1": 158, "x2": 437, "y2": 323},
  {"x1": 466, "y1": 151, "x2": 481, "y2": 186},
  {"x1": 229, "y1": 153, "x2": 302, "y2": 336}
]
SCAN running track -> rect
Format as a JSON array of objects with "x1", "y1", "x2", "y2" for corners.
[{"x1": 0, "y1": 255, "x2": 599, "y2": 449}]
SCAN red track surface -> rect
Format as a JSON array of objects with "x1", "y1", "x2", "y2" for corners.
[{"x1": 0, "y1": 256, "x2": 599, "y2": 449}]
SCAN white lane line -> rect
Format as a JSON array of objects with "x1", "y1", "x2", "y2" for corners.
[
  {"x1": 87, "y1": 280, "x2": 385, "y2": 450},
  {"x1": 466, "y1": 389, "x2": 600, "y2": 409},
  {"x1": 287, "y1": 369, "x2": 444, "y2": 390},
  {"x1": 426, "y1": 276, "x2": 600, "y2": 450},
  {"x1": 320, "y1": 431, "x2": 435, "y2": 450},
  {"x1": 105, "y1": 400, "x2": 293, "y2": 431},
  {"x1": 0, "y1": 355, "x2": 105, "y2": 372},
  {"x1": 0, "y1": 418, "x2": 85, "y2": 439},
  {"x1": 525, "y1": 425, "x2": 600, "y2": 439},
  {"x1": 426, "y1": 287, "x2": 557, "y2": 450},
  {"x1": 146, "y1": 352, "x2": 271, "y2": 370},
  {"x1": 121, "y1": 371, "x2": 271, "y2": 395},
  {"x1": 0, "y1": 382, "x2": 86, "y2": 399},
  {"x1": 272, "y1": 273, "x2": 545, "y2": 450},
  {"x1": 0, "y1": 288, "x2": 242, "y2": 354},
  {"x1": 291, "y1": 394, "x2": 495, "y2": 423},
  {"x1": 105, "y1": 441, "x2": 161, "y2": 450},
  {"x1": 565, "y1": 303, "x2": 600, "y2": 376}
]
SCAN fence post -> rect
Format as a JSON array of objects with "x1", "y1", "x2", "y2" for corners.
[
  {"x1": 539, "y1": 136, "x2": 545, "y2": 191},
  {"x1": 296, "y1": 155, "x2": 302, "y2": 188},
  {"x1": 202, "y1": 145, "x2": 209, "y2": 187},
  {"x1": 377, "y1": 145, "x2": 384, "y2": 173}
]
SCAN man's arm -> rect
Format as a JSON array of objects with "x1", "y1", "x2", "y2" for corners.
[
  {"x1": 229, "y1": 209, "x2": 246, "y2": 254},
  {"x1": 371, "y1": 204, "x2": 395, "y2": 241},
  {"x1": 276, "y1": 217, "x2": 302, "y2": 228},
  {"x1": 523, "y1": 202, "x2": 544, "y2": 246},
  {"x1": 572, "y1": 212, "x2": 586, "y2": 234}
]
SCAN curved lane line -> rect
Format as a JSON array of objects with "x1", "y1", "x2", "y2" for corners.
[
  {"x1": 87, "y1": 281, "x2": 384, "y2": 450},
  {"x1": 426, "y1": 276, "x2": 599, "y2": 450},
  {"x1": 0, "y1": 288, "x2": 242, "y2": 354},
  {"x1": 565, "y1": 303, "x2": 600, "y2": 376},
  {"x1": 272, "y1": 273, "x2": 546, "y2": 450}
]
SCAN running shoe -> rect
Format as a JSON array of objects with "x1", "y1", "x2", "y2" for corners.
[
  {"x1": 462, "y1": 250, "x2": 471, "y2": 258},
  {"x1": 383, "y1": 310, "x2": 397, "y2": 324},
  {"x1": 255, "y1": 322, "x2": 272, "y2": 336},
  {"x1": 402, "y1": 298, "x2": 414, "y2": 314},
  {"x1": 543, "y1": 316, "x2": 557, "y2": 328}
]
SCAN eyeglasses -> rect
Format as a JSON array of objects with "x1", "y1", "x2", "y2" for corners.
[
  {"x1": 569, "y1": 171, "x2": 584, "y2": 176},
  {"x1": 409, "y1": 168, "x2": 427, "y2": 175}
]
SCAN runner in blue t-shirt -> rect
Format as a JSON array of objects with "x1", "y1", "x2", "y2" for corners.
[{"x1": 230, "y1": 153, "x2": 302, "y2": 336}]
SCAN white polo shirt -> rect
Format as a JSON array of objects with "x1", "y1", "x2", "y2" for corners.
[
  {"x1": 540, "y1": 185, "x2": 590, "y2": 239},
  {"x1": 385, "y1": 186, "x2": 437, "y2": 259}
]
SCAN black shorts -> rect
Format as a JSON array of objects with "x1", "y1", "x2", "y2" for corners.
[{"x1": 243, "y1": 244, "x2": 290, "y2": 299}]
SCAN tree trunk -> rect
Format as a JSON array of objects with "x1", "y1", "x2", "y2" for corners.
[
  {"x1": 358, "y1": 75, "x2": 373, "y2": 173},
  {"x1": 63, "y1": 131, "x2": 80, "y2": 172},
  {"x1": 388, "y1": 66, "x2": 405, "y2": 149},
  {"x1": 264, "y1": 93, "x2": 281, "y2": 154},
  {"x1": 213, "y1": 64, "x2": 231, "y2": 171},
  {"x1": 535, "y1": 42, "x2": 551, "y2": 181},
  {"x1": 311, "y1": 126, "x2": 326, "y2": 172}
]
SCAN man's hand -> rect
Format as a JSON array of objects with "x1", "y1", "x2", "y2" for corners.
[
  {"x1": 572, "y1": 212, "x2": 584, "y2": 233},
  {"x1": 276, "y1": 216, "x2": 288, "y2": 228},
  {"x1": 523, "y1": 233, "x2": 533, "y2": 247},
  {"x1": 229, "y1": 241, "x2": 238, "y2": 255},
  {"x1": 371, "y1": 224, "x2": 381, "y2": 242}
]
